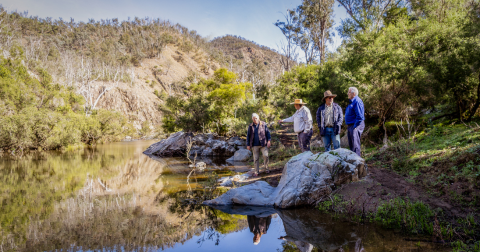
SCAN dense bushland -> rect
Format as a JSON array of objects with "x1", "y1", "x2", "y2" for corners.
[
  {"x1": 0, "y1": 54, "x2": 133, "y2": 151},
  {"x1": 160, "y1": 68, "x2": 273, "y2": 135},
  {"x1": 271, "y1": 0, "x2": 480, "y2": 140}
]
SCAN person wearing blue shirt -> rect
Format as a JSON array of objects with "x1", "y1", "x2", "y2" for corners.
[{"x1": 345, "y1": 87, "x2": 365, "y2": 157}]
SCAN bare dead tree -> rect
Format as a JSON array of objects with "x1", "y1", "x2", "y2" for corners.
[
  {"x1": 275, "y1": 10, "x2": 299, "y2": 71},
  {"x1": 77, "y1": 58, "x2": 120, "y2": 115}
]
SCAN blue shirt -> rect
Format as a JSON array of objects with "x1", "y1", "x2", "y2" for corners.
[{"x1": 345, "y1": 96, "x2": 365, "y2": 128}]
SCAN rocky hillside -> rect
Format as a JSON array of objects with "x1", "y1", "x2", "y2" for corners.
[
  {"x1": 0, "y1": 9, "x2": 288, "y2": 132},
  {"x1": 96, "y1": 44, "x2": 220, "y2": 129}
]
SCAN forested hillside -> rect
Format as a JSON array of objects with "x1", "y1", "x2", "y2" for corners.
[{"x1": 0, "y1": 7, "x2": 288, "y2": 150}]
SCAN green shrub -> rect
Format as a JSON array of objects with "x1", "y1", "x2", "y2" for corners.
[{"x1": 375, "y1": 198, "x2": 434, "y2": 234}]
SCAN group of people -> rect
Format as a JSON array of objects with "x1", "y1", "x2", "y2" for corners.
[{"x1": 246, "y1": 87, "x2": 365, "y2": 176}]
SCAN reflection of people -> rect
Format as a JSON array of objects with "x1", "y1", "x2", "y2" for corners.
[
  {"x1": 247, "y1": 215, "x2": 272, "y2": 245},
  {"x1": 278, "y1": 99, "x2": 313, "y2": 152},
  {"x1": 278, "y1": 236, "x2": 314, "y2": 252}
]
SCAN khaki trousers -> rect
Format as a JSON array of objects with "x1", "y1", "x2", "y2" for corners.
[{"x1": 252, "y1": 146, "x2": 269, "y2": 173}]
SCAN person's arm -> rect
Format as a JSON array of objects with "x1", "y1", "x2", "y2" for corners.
[
  {"x1": 246, "y1": 126, "x2": 251, "y2": 147},
  {"x1": 303, "y1": 109, "x2": 313, "y2": 133},
  {"x1": 353, "y1": 100, "x2": 365, "y2": 129},
  {"x1": 337, "y1": 104, "x2": 344, "y2": 129},
  {"x1": 281, "y1": 115, "x2": 294, "y2": 123},
  {"x1": 265, "y1": 124, "x2": 271, "y2": 147}
]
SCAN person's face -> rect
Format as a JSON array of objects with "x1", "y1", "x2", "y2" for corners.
[
  {"x1": 252, "y1": 116, "x2": 260, "y2": 124},
  {"x1": 253, "y1": 233, "x2": 261, "y2": 244},
  {"x1": 294, "y1": 104, "x2": 301, "y2": 110},
  {"x1": 347, "y1": 89, "x2": 355, "y2": 99},
  {"x1": 325, "y1": 97, "x2": 334, "y2": 105}
]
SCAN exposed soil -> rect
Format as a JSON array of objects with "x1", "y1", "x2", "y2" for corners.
[{"x1": 335, "y1": 164, "x2": 468, "y2": 218}]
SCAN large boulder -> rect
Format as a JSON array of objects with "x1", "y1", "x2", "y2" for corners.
[
  {"x1": 143, "y1": 131, "x2": 193, "y2": 156},
  {"x1": 204, "y1": 148, "x2": 366, "y2": 208},
  {"x1": 226, "y1": 149, "x2": 252, "y2": 163},
  {"x1": 145, "y1": 132, "x2": 246, "y2": 157}
]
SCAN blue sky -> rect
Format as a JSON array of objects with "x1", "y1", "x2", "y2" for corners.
[{"x1": 2, "y1": 0, "x2": 347, "y2": 55}]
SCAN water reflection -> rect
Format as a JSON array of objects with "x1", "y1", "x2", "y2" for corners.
[
  {"x1": 0, "y1": 141, "x2": 450, "y2": 252},
  {"x1": 248, "y1": 214, "x2": 272, "y2": 245}
]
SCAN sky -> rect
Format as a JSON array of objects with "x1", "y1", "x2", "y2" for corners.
[{"x1": 1, "y1": 0, "x2": 348, "y2": 56}]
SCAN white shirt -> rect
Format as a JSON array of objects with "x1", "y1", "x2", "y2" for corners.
[{"x1": 283, "y1": 106, "x2": 313, "y2": 133}]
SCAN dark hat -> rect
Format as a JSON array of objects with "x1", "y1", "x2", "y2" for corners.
[{"x1": 322, "y1": 90, "x2": 337, "y2": 101}]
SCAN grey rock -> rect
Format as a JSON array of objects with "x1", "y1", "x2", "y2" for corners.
[
  {"x1": 145, "y1": 132, "x2": 238, "y2": 157},
  {"x1": 201, "y1": 147, "x2": 213, "y2": 156},
  {"x1": 189, "y1": 145, "x2": 205, "y2": 156},
  {"x1": 192, "y1": 134, "x2": 209, "y2": 145},
  {"x1": 310, "y1": 139, "x2": 324, "y2": 149},
  {"x1": 340, "y1": 134, "x2": 349, "y2": 148},
  {"x1": 143, "y1": 131, "x2": 193, "y2": 156},
  {"x1": 218, "y1": 173, "x2": 252, "y2": 186},
  {"x1": 233, "y1": 139, "x2": 245, "y2": 146},
  {"x1": 227, "y1": 136, "x2": 241, "y2": 146},
  {"x1": 204, "y1": 148, "x2": 366, "y2": 208},
  {"x1": 226, "y1": 149, "x2": 252, "y2": 163}
]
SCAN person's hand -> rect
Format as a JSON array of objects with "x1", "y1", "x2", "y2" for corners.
[
  {"x1": 278, "y1": 120, "x2": 283, "y2": 124},
  {"x1": 247, "y1": 146, "x2": 251, "y2": 151},
  {"x1": 267, "y1": 141, "x2": 271, "y2": 148}
]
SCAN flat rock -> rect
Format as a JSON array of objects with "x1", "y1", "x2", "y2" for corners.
[{"x1": 204, "y1": 148, "x2": 366, "y2": 208}]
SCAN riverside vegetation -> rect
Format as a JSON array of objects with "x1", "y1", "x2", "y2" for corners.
[{"x1": 1, "y1": 0, "x2": 480, "y2": 250}]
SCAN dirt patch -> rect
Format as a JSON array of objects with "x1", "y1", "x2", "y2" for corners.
[{"x1": 335, "y1": 163, "x2": 475, "y2": 219}]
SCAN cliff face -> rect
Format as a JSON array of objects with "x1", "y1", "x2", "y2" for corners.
[
  {"x1": 95, "y1": 45, "x2": 219, "y2": 129},
  {"x1": 94, "y1": 36, "x2": 285, "y2": 130}
]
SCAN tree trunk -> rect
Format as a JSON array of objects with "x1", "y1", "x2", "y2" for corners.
[{"x1": 467, "y1": 71, "x2": 480, "y2": 121}]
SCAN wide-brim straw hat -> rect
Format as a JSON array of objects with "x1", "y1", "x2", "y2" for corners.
[
  {"x1": 322, "y1": 90, "x2": 337, "y2": 101},
  {"x1": 290, "y1": 99, "x2": 307, "y2": 105}
]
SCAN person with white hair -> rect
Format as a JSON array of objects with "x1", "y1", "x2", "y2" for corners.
[
  {"x1": 345, "y1": 87, "x2": 365, "y2": 157},
  {"x1": 278, "y1": 99, "x2": 313, "y2": 152},
  {"x1": 246, "y1": 113, "x2": 271, "y2": 176}
]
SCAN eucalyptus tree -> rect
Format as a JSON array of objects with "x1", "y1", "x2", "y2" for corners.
[{"x1": 297, "y1": 0, "x2": 335, "y2": 64}]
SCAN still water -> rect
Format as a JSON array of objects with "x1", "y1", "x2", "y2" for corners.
[{"x1": 0, "y1": 141, "x2": 447, "y2": 251}]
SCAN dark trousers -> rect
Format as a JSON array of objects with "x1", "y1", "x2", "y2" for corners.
[
  {"x1": 347, "y1": 121, "x2": 365, "y2": 157},
  {"x1": 298, "y1": 129, "x2": 313, "y2": 152}
]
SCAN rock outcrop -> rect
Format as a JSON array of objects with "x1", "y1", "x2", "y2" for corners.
[
  {"x1": 144, "y1": 132, "x2": 247, "y2": 157},
  {"x1": 143, "y1": 131, "x2": 194, "y2": 156},
  {"x1": 226, "y1": 149, "x2": 252, "y2": 163},
  {"x1": 204, "y1": 148, "x2": 366, "y2": 208}
]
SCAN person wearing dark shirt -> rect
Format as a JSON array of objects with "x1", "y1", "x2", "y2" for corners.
[
  {"x1": 248, "y1": 214, "x2": 272, "y2": 245},
  {"x1": 345, "y1": 87, "x2": 365, "y2": 157},
  {"x1": 246, "y1": 113, "x2": 271, "y2": 176}
]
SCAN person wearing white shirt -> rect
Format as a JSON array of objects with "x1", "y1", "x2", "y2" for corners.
[{"x1": 278, "y1": 99, "x2": 313, "y2": 152}]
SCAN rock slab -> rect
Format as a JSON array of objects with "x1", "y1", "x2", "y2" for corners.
[
  {"x1": 204, "y1": 148, "x2": 366, "y2": 208},
  {"x1": 143, "y1": 131, "x2": 193, "y2": 156}
]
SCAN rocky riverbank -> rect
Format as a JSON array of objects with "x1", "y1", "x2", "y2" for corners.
[{"x1": 143, "y1": 131, "x2": 248, "y2": 157}]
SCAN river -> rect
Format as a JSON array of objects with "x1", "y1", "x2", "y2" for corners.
[{"x1": 0, "y1": 140, "x2": 448, "y2": 251}]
